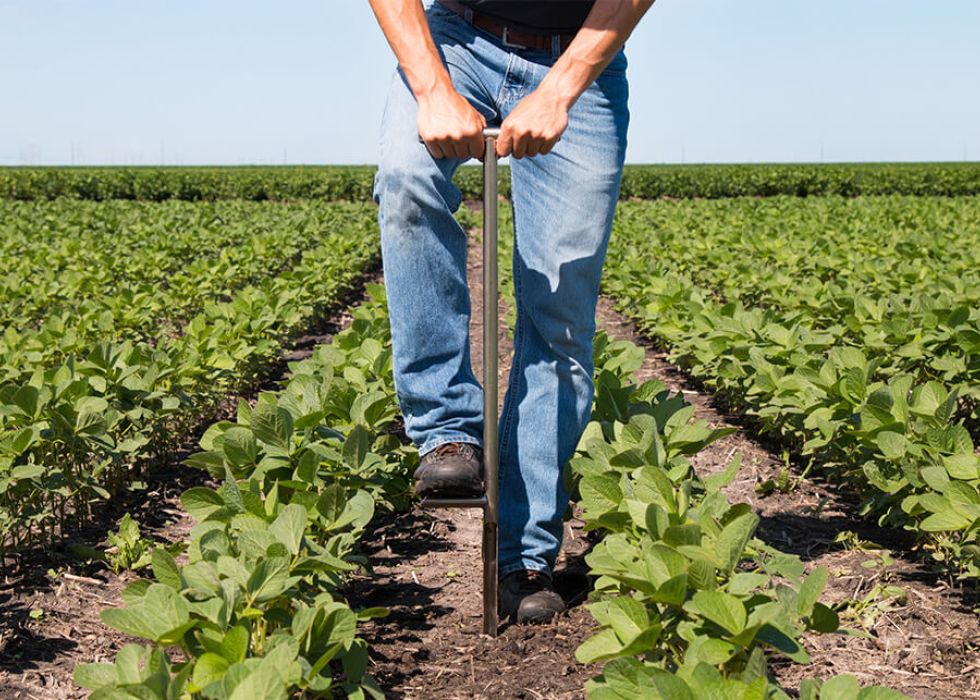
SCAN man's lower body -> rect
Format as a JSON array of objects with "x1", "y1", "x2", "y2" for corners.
[{"x1": 373, "y1": 2, "x2": 629, "y2": 620}]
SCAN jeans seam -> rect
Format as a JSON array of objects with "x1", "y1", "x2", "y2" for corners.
[
  {"x1": 495, "y1": 52, "x2": 517, "y2": 110},
  {"x1": 498, "y1": 237, "x2": 524, "y2": 464}
]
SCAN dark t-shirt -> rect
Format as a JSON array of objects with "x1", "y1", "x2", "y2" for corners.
[{"x1": 455, "y1": 0, "x2": 596, "y2": 33}]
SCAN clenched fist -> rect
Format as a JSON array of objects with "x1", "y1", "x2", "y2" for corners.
[
  {"x1": 496, "y1": 87, "x2": 569, "y2": 159},
  {"x1": 418, "y1": 87, "x2": 487, "y2": 160}
]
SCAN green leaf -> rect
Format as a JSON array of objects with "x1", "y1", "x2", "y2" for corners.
[
  {"x1": 151, "y1": 547, "x2": 182, "y2": 591},
  {"x1": 943, "y1": 453, "x2": 979, "y2": 480},
  {"x1": 797, "y1": 566, "x2": 828, "y2": 617},
  {"x1": 120, "y1": 579, "x2": 152, "y2": 605},
  {"x1": 356, "y1": 606, "x2": 389, "y2": 621},
  {"x1": 251, "y1": 403, "x2": 293, "y2": 452},
  {"x1": 268, "y1": 503, "x2": 307, "y2": 555},
  {"x1": 909, "y1": 382, "x2": 947, "y2": 417},
  {"x1": 756, "y1": 623, "x2": 809, "y2": 663},
  {"x1": 334, "y1": 490, "x2": 375, "y2": 531},
  {"x1": 581, "y1": 474, "x2": 624, "y2": 515},
  {"x1": 685, "y1": 636, "x2": 737, "y2": 665},
  {"x1": 246, "y1": 557, "x2": 292, "y2": 604},
  {"x1": 589, "y1": 658, "x2": 671, "y2": 700},
  {"x1": 920, "y1": 466, "x2": 950, "y2": 493},
  {"x1": 651, "y1": 573, "x2": 688, "y2": 607},
  {"x1": 919, "y1": 508, "x2": 974, "y2": 532},
  {"x1": 575, "y1": 628, "x2": 623, "y2": 664},
  {"x1": 820, "y1": 674, "x2": 861, "y2": 699},
  {"x1": 810, "y1": 602, "x2": 840, "y2": 633},
  {"x1": 703, "y1": 453, "x2": 742, "y2": 493},
  {"x1": 316, "y1": 484, "x2": 346, "y2": 525},
  {"x1": 687, "y1": 558, "x2": 717, "y2": 591},
  {"x1": 192, "y1": 651, "x2": 230, "y2": 690},
  {"x1": 342, "y1": 425, "x2": 370, "y2": 469},
  {"x1": 218, "y1": 625, "x2": 250, "y2": 664},
  {"x1": 181, "y1": 487, "x2": 226, "y2": 522},
  {"x1": 350, "y1": 390, "x2": 391, "y2": 426},
  {"x1": 222, "y1": 426, "x2": 258, "y2": 467},
  {"x1": 100, "y1": 583, "x2": 193, "y2": 645},
  {"x1": 689, "y1": 590, "x2": 746, "y2": 635},
  {"x1": 183, "y1": 450, "x2": 226, "y2": 475},
  {"x1": 113, "y1": 643, "x2": 156, "y2": 685},
  {"x1": 664, "y1": 524, "x2": 702, "y2": 547},
  {"x1": 224, "y1": 638, "x2": 298, "y2": 700},
  {"x1": 715, "y1": 510, "x2": 758, "y2": 574},
  {"x1": 945, "y1": 481, "x2": 980, "y2": 505},
  {"x1": 600, "y1": 596, "x2": 649, "y2": 640},
  {"x1": 875, "y1": 431, "x2": 908, "y2": 460},
  {"x1": 857, "y1": 686, "x2": 915, "y2": 700},
  {"x1": 73, "y1": 662, "x2": 118, "y2": 690}
]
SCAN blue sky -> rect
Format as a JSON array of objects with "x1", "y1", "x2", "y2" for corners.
[{"x1": 1, "y1": 1, "x2": 978, "y2": 165}]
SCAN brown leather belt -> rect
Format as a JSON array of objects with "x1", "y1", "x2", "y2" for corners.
[{"x1": 437, "y1": 0, "x2": 576, "y2": 54}]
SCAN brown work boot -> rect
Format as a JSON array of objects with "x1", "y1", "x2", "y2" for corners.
[
  {"x1": 414, "y1": 442, "x2": 483, "y2": 498},
  {"x1": 499, "y1": 569, "x2": 566, "y2": 624}
]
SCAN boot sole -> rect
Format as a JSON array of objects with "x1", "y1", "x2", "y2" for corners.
[
  {"x1": 498, "y1": 605, "x2": 564, "y2": 625},
  {"x1": 413, "y1": 476, "x2": 484, "y2": 499}
]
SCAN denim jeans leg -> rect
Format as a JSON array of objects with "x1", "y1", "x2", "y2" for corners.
[
  {"x1": 375, "y1": 5, "x2": 631, "y2": 577},
  {"x1": 373, "y1": 12, "x2": 502, "y2": 457},
  {"x1": 496, "y1": 56, "x2": 630, "y2": 577}
]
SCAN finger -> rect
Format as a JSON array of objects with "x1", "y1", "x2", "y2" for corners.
[
  {"x1": 426, "y1": 140, "x2": 446, "y2": 160},
  {"x1": 512, "y1": 134, "x2": 528, "y2": 159},
  {"x1": 525, "y1": 138, "x2": 542, "y2": 158},
  {"x1": 496, "y1": 129, "x2": 513, "y2": 158},
  {"x1": 539, "y1": 137, "x2": 559, "y2": 156},
  {"x1": 468, "y1": 133, "x2": 484, "y2": 160},
  {"x1": 452, "y1": 139, "x2": 470, "y2": 161}
]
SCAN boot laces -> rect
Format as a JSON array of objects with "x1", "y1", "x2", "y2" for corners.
[
  {"x1": 432, "y1": 442, "x2": 477, "y2": 460},
  {"x1": 513, "y1": 570, "x2": 552, "y2": 595}
]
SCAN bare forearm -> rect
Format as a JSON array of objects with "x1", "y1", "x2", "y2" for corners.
[
  {"x1": 367, "y1": 0, "x2": 453, "y2": 99},
  {"x1": 368, "y1": 0, "x2": 486, "y2": 159},
  {"x1": 539, "y1": 0, "x2": 655, "y2": 109},
  {"x1": 496, "y1": 0, "x2": 653, "y2": 157}
]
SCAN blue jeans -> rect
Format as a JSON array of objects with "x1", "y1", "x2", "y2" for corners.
[{"x1": 374, "y1": 2, "x2": 629, "y2": 578}]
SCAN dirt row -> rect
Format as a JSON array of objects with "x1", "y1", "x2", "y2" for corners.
[
  {"x1": 345, "y1": 233, "x2": 600, "y2": 699},
  {"x1": 2, "y1": 236, "x2": 977, "y2": 699}
]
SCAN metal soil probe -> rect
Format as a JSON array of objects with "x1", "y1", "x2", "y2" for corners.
[{"x1": 420, "y1": 127, "x2": 501, "y2": 637}]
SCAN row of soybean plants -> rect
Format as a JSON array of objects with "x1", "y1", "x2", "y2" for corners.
[
  {"x1": 78, "y1": 283, "x2": 903, "y2": 698},
  {"x1": 0, "y1": 167, "x2": 379, "y2": 203},
  {"x1": 570, "y1": 333, "x2": 909, "y2": 699},
  {"x1": 602, "y1": 196, "x2": 980, "y2": 581},
  {"x1": 607, "y1": 196, "x2": 980, "y2": 417},
  {"x1": 0, "y1": 200, "x2": 380, "y2": 565},
  {"x1": 4, "y1": 162, "x2": 980, "y2": 203},
  {"x1": 76, "y1": 289, "x2": 414, "y2": 699},
  {"x1": 0, "y1": 200, "x2": 372, "y2": 345}
]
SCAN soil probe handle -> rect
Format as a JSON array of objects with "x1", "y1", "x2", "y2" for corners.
[{"x1": 482, "y1": 127, "x2": 500, "y2": 637}]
